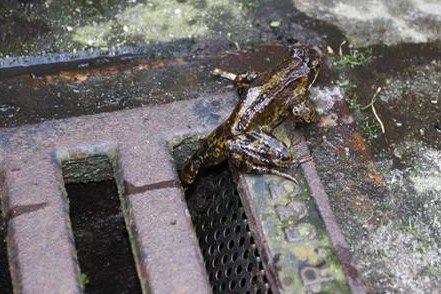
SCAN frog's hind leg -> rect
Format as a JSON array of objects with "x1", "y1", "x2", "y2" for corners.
[{"x1": 228, "y1": 131, "x2": 299, "y2": 184}]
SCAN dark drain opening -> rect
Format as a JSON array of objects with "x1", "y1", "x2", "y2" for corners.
[
  {"x1": 0, "y1": 205, "x2": 13, "y2": 294},
  {"x1": 184, "y1": 163, "x2": 272, "y2": 294},
  {"x1": 62, "y1": 156, "x2": 141, "y2": 294}
]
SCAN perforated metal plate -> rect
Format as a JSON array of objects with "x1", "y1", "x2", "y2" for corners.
[{"x1": 185, "y1": 165, "x2": 272, "y2": 294}]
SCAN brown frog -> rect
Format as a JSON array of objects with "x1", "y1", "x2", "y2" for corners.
[{"x1": 180, "y1": 45, "x2": 321, "y2": 187}]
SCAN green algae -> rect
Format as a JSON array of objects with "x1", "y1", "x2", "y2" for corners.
[{"x1": 244, "y1": 162, "x2": 350, "y2": 292}]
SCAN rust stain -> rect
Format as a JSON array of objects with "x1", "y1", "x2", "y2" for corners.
[
  {"x1": 365, "y1": 168, "x2": 384, "y2": 186},
  {"x1": 349, "y1": 195, "x2": 365, "y2": 208},
  {"x1": 5, "y1": 202, "x2": 48, "y2": 221},
  {"x1": 30, "y1": 74, "x2": 51, "y2": 89},
  {"x1": 43, "y1": 57, "x2": 191, "y2": 84},
  {"x1": 7, "y1": 44, "x2": 290, "y2": 88},
  {"x1": 124, "y1": 179, "x2": 180, "y2": 195},
  {"x1": 20, "y1": 45, "x2": 289, "y2": 91},
  {"x1": 350, "y1": 132, "x2": 372, "y2": 160}
]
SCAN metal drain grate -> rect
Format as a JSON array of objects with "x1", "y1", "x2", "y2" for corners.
[{"x1": 185, "y1": 164, "x2": 271, "y2": 294}]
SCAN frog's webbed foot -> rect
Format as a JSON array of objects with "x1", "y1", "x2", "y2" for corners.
[
  {"x1": 291, "y1": 154, "x2": 313, "y2": 168},
  {"x1": 228, "y1": 130, "x2": 299, "y2": 184},
  {"x1": 233, "y1": 159, "x2": 299, "y2": 185}
]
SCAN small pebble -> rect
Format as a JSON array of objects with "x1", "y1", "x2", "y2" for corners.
[
  {"x1": 270, "y1": 20, "x2": 281, "y2": 28},
  {"x1": 326, "y1": 46, "x2": 334, "y2": 54}
]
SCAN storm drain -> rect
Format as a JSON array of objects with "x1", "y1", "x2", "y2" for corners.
[
  {"x1": 185, "y1": 164, "x2": 271, "y2": 294},
  {"x1": 0, "y1": 94, "x2": 364, "y2": 293}
]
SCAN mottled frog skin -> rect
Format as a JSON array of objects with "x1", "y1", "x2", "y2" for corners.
[{"x1": 180, "y1": 45, "x2": 321, "y2": 186}]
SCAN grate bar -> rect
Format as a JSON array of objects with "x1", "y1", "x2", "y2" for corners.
[
  {"x1": 0, "y1": 95, "x2": 235, "y2": 293},
  {"x1": 290, "y1": 127, "x2": 366, "y2": 293},
  {"x1": 2, "y1": 158, "x2": 81, "y2": 293}
]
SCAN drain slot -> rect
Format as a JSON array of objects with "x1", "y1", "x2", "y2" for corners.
[
  {"x1": 63, "y1": 156, "x2": 141, "y2": 294},
  {"x1": 185, "y1": 163, "x2": 272, "y2": 294},
  {"x1": 0, "y1": 205, "x2": 13, "y2": 293}
]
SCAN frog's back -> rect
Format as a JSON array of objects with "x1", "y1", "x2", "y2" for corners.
[{"x1": 230, "y1": 58, "x2": 311, "y2": 135}]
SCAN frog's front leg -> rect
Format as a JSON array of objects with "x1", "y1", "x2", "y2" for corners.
[
  {"x1": 292, "y1": 99, "x2": 317, "y2": 124},
  {"x1": 228, "y1": 130, "x2": 300, "y2": 184},
  {"x1": 212, "y1": 68, "x2": 259, "y2": 95}
]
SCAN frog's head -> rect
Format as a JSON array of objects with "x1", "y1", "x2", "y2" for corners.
[
  {"x1": 289, "y1": 45, "x2": 322, "y2": 88},
  {"x1": 289, "y1": 45, "x2": 322, "y2": 70}
]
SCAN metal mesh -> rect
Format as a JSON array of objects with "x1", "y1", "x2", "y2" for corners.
[{"x1": 185, "y1": 165, "x2": 271, "y2": 294}]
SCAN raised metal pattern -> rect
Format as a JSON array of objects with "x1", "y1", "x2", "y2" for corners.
[
  {"x1": 186, "y1": 165, "x2": 271, "y2": 294},
  {"x1": 240, "y1": 172, "x2": 351, "y2": 293}
]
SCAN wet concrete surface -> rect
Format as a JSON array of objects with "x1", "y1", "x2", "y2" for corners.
[
  {"x1": 307, "y1": 40, "x2": 440, "y2": 292},
  {"x1": 0, "y1": 0, "x2": 344, "y2": 69},
  {"x1": 0, "y1": 0, "x2": 440, "y2": 292},
  {"x1": 0, "y1": 46, "x2": 292, "y2": 127},
  {"x1": 336, "y1": 41, "x2": 441, "y2": 151},
  {"x1": 0, "y1": 0, "x2": 345, "y2": 129},
  {"x1": 293, "y1": 0, "x2": 441, "y2": 46}
]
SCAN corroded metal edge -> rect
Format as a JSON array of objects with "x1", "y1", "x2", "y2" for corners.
[
  {"x1": 235, "y1": 164, "x2": 351, "y2": 293},
  {"x1": 234, "y1": 170, "x2": 283, "y2": 294},
  {"x1": 288, "y1": 121, "x2": 367, "y2": 294}
]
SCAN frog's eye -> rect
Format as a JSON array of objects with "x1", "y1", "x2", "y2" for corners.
[{"x1": 311, "y1": 59, "x2": 320, "y2": 68}]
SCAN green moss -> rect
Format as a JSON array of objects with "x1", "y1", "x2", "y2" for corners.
[
  {"x1": 273, "y1": 195, "x2": 294, "y2": 207},
  {"x1": 258, "y1": 173, "x2": 350, "y2": 292},
  {"x1": 241, "y1": 0, "x2": 263, "y2": 11},
  {"x1": 336, "y1": 79, "x2": 356, "y2": 93},
  {"x1": 359, "y1": 117, "x2": 380, "y2": 142},
  {"x1": 115, "y1": 1, "x2": 207, "y2": 43},
  {"x1": 72, "y1": 0, "x2": 251, "y2": 47},
  {"x1": 278, "y1": 214, "x2": 299, "y2": 230},
  {"x1": 402, "y1": 218, "x2": 418, "y2": 236},
  {"x1": 80, "y1": 272, "x2": 89, "y2": 287},
  {"x1": 72, "y1": 21, "x2": 115, "y2": 48},
  {"x1": 105, "y1": 148, "x2": 118, "y2": 167},
  {"x1": 171, "y1": 135, "x2": 201, "y2": 170},
  {"x1": 421, "y1": 264, "x2": 441, "y2": 277},
  {"x1": 345, "y1": 94, "x2": 362, "y2": 111},
  {"x1": 344, "y1": 95, "x2": 380, "y2": 142},
  {"x1": 335, "y1": 48, "x2": 373, "y2": 67},
  {"x1": 283, "y1": 182, "x2": 296, "y2": 193}
]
